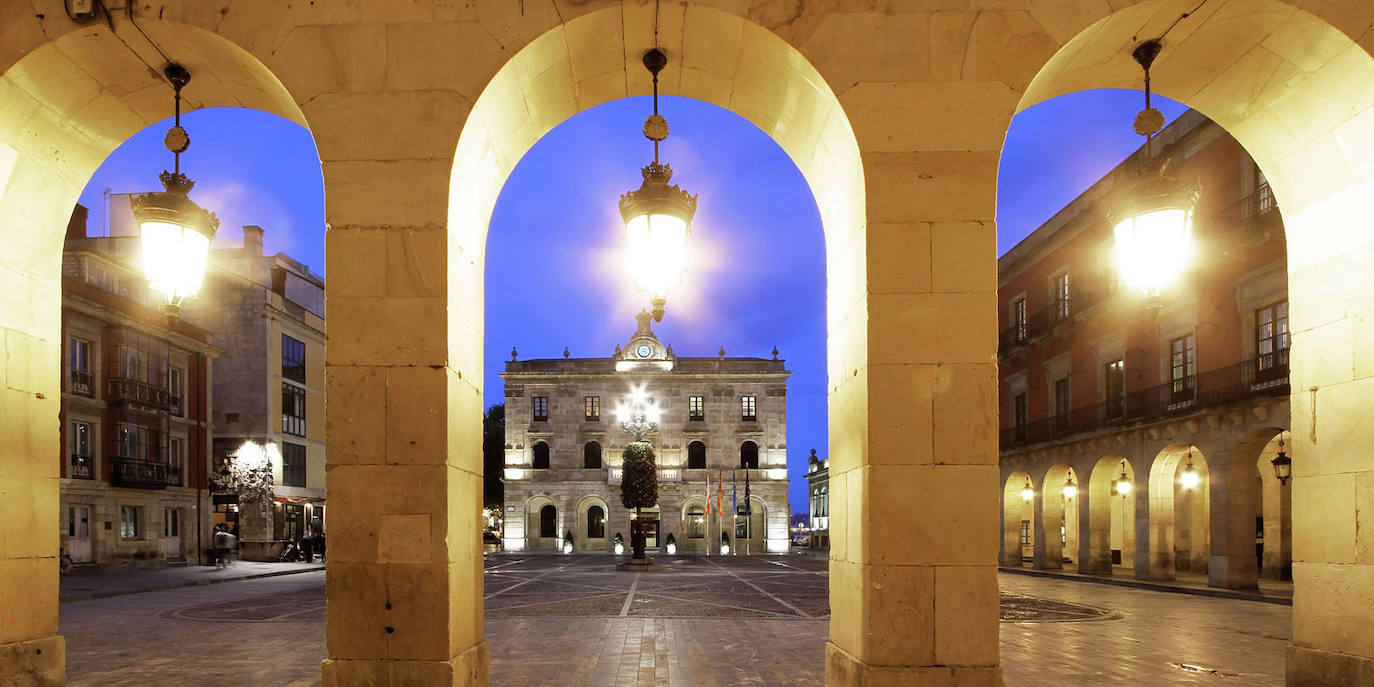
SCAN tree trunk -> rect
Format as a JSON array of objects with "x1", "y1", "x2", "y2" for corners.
[{"x1": 633, "y1": 506, "x2": 645, "y2": 560}]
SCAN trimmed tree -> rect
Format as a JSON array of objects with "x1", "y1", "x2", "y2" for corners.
[{"x1": 619, "y1": 440, "x2": 659, "y2": 560}]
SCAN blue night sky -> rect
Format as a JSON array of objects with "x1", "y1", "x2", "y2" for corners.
[{"x1": 78, "y1": 90, "x2": 1186, "y2": 512}]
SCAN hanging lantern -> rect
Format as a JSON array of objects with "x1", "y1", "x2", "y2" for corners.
[
  {"x1": 1062, "y1": 473, "x2": 1078, "y2": 500},
  {"x1": 1106, "y1": 38, "x2": 1200, "y2": 317},
  {"x1": 1179, "y1": 448, "x2": 1200, "y2": 490},
  {"x1": 1271, "y1": 436, "x2": 1292, "y2": 485},
  {"x1": 1020, "y1": 478, "x2": 1035, "y2": 502},
  {"x1": 618, "y1": 48, "x2": 697, "y2": 323},
  {"x1": 1114, "y1": 460, "x2": 1133, "y2": 497},
  {"x1": 130, "y1": 63, "x2": 219, "y2": 321}
]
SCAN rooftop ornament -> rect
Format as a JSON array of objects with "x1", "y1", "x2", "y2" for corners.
[
  {"x1": 618, "y1": 47, "x2": 697, "y2": 323},
  {"x1": 130, "y1": 63, "x2": 220, "y2": 323}
]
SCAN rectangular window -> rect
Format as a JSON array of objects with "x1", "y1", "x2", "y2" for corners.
[
  {"x1": 70, "y1": 421, "x2": 94, "y2": 479},
  {"x1": 114, "y1": 423, "x2": 157, "y2": 462},
  {"x1": 1170, "y1": 334, "x2": 1197, "y2": 402},
  {"x1": 109, "y1": 329, "x2": 168, "y2": 386},
  {"x1": 1013, "y1": 298, "x2": 1028, "y2": 342},
  {"x1": 1053, "y1": 378, "x2": 1070, "y2": 431},
  {"x1": 1020, "y1": 520, "x2": 1031, "y2": 546},
  {"x1": 689, "y1": 395, "x2": 704, "y2": 421},
  {"x1": 1053, "y1": 273, "x2": 1070, "y2": 320},
  {"x1": 282, "y1": 334, "x2": 306, "y2": 383},
  {"x1": 584, "y1": 396, "x2": 600, "y2": 421},
  {"x1": 167, "y1": 436, "x2": 184, "y2": 475},
  {"x1": 1104, "y1": 359, "x2": 1125, "y2": 419},
  {"x1": 1013, "y1": 393, "x2": 1028, "y2": 440},
  {"x1": 282, "y1": 383, "x2": 306, "y2": 436},
  {"x1": 532, "y1": 396, "x2": 549, "y2": 421},
  {"x1": 1256, "y1": 301, "x2": 1289, "y2": 373},
  {"x1": 281, "y1": 442, "x2": 307, "y2": 487},
  {"x1": 120, "y1": 505, "x2": 140, "y2": 540},
  {"x1": 69, "y1": 337, "x2": 93, "y2": 396},
  {"x1": 741, "y1": 396, "x2": 757, "y2": 421},
  {"x1": 169, "y1": 367, "x2": 184, "y2": 416}
]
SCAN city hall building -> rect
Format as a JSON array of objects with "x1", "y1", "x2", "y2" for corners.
[{"x1": 501, "y1": 312, "x2": 790, "y2": 555}]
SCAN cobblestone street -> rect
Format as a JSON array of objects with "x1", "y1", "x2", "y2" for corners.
[{"x1": 59, "y1": 555, "x2": 1291, "y2": 686}]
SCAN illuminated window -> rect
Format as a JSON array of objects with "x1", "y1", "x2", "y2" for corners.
[
  {"x1": 282, "y1": 383, "x2": 306, "y2": 436},
  {"x1": 1052, "y1": 273, "x2": 1070, "y2": 320},
  {"x1": 587, "y1": 506, "x2": 606, "y2": 539},
  {"x1": 584, "y1": 396, "x2": 600, "y2": 421},
  {"x1": 686, "y1": 504, "x2": 705, "y2": 538},
  {"x1": 1170, "y1": 334, "x2": 1196, "y2": 402},
  {"x1": 1012, "y1": 298, "x2": 1027, "y2": 342},
  {"x1": 533, "y1": 396, "x2": 549, "y2": 421},
  {"x1": 120, "y1": 505, "x2": 141, "y2": 540},
  {"x1": 741, "y1": 396, "x2": 757, "y2": 421},
  {"x1": 282, "y1": 442, "x2": 307, "y2": 487},
  {"x1": 688, "y1": 395, "x2": 704, "y2": 421},
  {"x1": 1256, "y1": 301, "x2": 1289, "y2": 372}
]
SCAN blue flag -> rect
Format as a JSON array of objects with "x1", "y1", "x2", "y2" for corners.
[{"x1": 731, "y1": 469, "x2": 737, "y2": 515}]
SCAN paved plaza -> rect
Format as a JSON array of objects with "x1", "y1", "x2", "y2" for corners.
[{"x1": 59, "y1": 554, "x2": 1291, "y2": 685}]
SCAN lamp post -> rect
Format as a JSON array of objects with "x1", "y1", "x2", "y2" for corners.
[
  {"x1": 619, "y1": 48, "x2": 697, "y2": 323},
  {"x1": 1106, "y1": 38, "x2": 1200, "y2": 319},
  {"x1": 130, "y1": 64, "x2": 220, "y2": 322},
  {"x1": 1271, "y1": 436, "x2": 1292, "y2": 485}
]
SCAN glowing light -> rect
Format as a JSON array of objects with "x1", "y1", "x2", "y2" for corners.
[
  {"x1": 1115, "y1": 479, "x2": 1132, "y2": 496},
  {"x1": 665, "y1": 541, "x2": 677, "y2": 555},
  {"x1": 720, "y1": 543, "x2": 730, "y2": 555},
  {"x1": 1113, "y1": 207, "x2": 1192, "y2": 298},
  {"x1": 1020, "y1": 479, "x2": 1035, "y2": 502},
  {"x1": 1062, "y1": 478, "x2": 1078, "y2": 501},
  {"x1": 1179, "y1": 450, "x2": 1200, "y2": 490},
  {"x1": 614, "y1": 542, "x2": 625, "y2": 555}
]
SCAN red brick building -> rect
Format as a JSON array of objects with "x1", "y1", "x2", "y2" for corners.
[
  {"x1": 997, "y1": 110, "x2": 1292, "y2": 588},
  {"x1": 59, "y1": 206, "x2": 219, "y2": 568}
]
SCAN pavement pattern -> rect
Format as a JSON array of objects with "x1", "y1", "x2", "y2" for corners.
[{"x1": 59, "y1": 554, "x2": 1292, "y2": 686}]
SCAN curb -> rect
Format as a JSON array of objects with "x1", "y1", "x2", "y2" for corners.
[
  {"x1": 1000, "y1": 566, "x2": 1293, "y2": 606},
  {"x1": 60, "y1": 566, "x2": 325, "y2": 603}
]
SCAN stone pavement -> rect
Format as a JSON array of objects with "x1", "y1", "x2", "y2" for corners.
[
  {"x1": 1001, "y1": 565, "x2": 1294, "y2": 605},
  {"x1": 58, "y1": 553, "x2": 1292, "y2": 686},
  {"x1": 60, "y1": 560, "x2": 324, "y2": 602}
]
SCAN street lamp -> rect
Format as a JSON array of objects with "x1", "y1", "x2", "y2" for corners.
[
  {"x1": 130, "y1": 63, "x2": 220, "y2": 322},
  {"x1": 618, "y1": 48, "x2": 697, "y2": 323},
  {"x1": 1113, "y1": 460, "x2": 1133, "y2": 497},
  {"x1": 616, "y1": 384, "x2": 660, "y2": 441},
  {"x1": 1271, "y1": 436, "x2": 1292, "y2": 485},
  {"x1": 1179, "y1": 448, "x2": 1200, "y2": 490},
  {"x1": 1020, "y1": 478, "x2": 1035, "y2": 502},
  {"x1": 1106, "y1": 38, "x2": 1200, "y2": 318},
  {"x1": 1062, "y1": 473, "x2": 1078, "y2": 500}
]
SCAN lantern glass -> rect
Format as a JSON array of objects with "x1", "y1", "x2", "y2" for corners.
[
  {"x1": 1272, "y1": 454, "x2": 1292, "y2": 483},
  {"x1": 1115, "y1": 479, "x2": 1133, "y2": 496},
  {"x1": 141, "y1": 219, "x2": 211, "y2": 307},
  {"x1": 1114, "y1": 207, "x2": 1192, "y2": 297},
  {"x1": 1021, "y1": 485, "x2": 1034, "y2": 502},
  {"x1": 1179, "y1": 466, "x2": 1200, "y2": 490},
  {"x1": 1062, "y1": 482, "x2": 1078, "y2": 500},
  {"x1": 626, "y1": 211, "x2": 689, "y2": 299}
]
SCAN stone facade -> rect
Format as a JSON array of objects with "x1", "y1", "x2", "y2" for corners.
[
  {"x1": 806, "y1": 450, "x2": 830, "y2": 549},
  {"x1": 59, "y1": 205, "x2": 216, "y2": 569},
  {"x1": 997, "y1": 111, "x2": 1292, "y2": 588},
  {"x1": 502, "y1": 313, "x2": 790, "y2": 555}
]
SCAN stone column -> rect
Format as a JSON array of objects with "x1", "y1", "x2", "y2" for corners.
[
  {"x1": 314, "y1": 89, "x2": 486, "y2": 684},
  {"x1": 1034, "y1": 494, "x2": 1064, "y2": 570},
  {"x1": 1208, "y1": 443, "x2": 1260, "y2": 589},
  {"x1": 1080, "y1": 488, "x2": 1112, "y2": 574},
  {"x1": 824, "y1": 149, "x2": 1002, "y2": 685},
  {"x1": 1141, "y1": 477, "x2": 1176, "y2": 581}
]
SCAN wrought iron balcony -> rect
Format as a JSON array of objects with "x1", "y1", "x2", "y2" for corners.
[
  {"x1": 110, "y1": 457, "x2": 181, "y2": 489},
  {"x1": 1000, "y1": 354, "x2": 1290, "y2": 450},
  {"x1": 1215, "y1": 182, "x2": 1280, "y2": 235},
  {"x1": 70, "y1": 454, "x2": 94, "y2": 480},
  {"x1": 106, "y1": 377, "x2": 172, "y2": 413},
  {"x1": 69, "y1": 370, "x2": 94, "y2": 397}
]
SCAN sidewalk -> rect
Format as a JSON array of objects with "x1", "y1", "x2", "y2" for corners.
[
  {"x1": 1000, "y1": 565, "x2": 1294, "y2": 605},
  {"x1": 60, "y1": 560, "x2": 324, "y2": 603}
]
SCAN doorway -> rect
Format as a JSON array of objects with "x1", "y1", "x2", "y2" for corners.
[
  {"x1": 631, "y1": 506, "x2": 660, "y2": 549},
  {"x1": 66, "y1": 504, "x2": 92, "y2": 564},
  {"x1": 163, "y1": 507, "x2": 182, "y2": 560}
]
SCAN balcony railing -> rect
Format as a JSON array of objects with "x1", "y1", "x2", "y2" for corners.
[
  {"x1": 70, "y1": 454, "x2": 94, "y2": 480},
  {"x1": 110, "y1": 457, "x2": 181, "y2": 490},
  {"x1": 69, "y1": 370, "x2": 94, "y2": 397},
  {"x1": 1001, "y1": 354, "x2": 1290, "y2": 450},
  {"x1": 607, "y1": 467, "x2": 683, "y2": 484},
  {"x1": 1215, "y1": 182, "x2": 1280, "y2": 234},
  {"x1": 106, "y1": 377, "x2": 172, "y2": 413}
]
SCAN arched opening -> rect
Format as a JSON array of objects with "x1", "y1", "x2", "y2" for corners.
[
  {"x1": 583, "y1": 441, "x2": 602, "y2": 469},
  {"x1": 519, "y1": 495, "x2": 560, "y2": 552},
  {"x1": 574, "y1": 495, "x2": 611, "y2": 552},
  {"x1": 1257, "y1": 431, "x2": 1293, "y2": 581},
  {"x1": 1145, "y1": 445, "x2": 1211, "y2": 581},
  {"x1": 1084, "y1": 456, "x2": 1136, "y2": 574},
  {"x1": 540, "y1": 504, "x2": 558, "y2": 539},
  {"x1": 1039, "y1": 464, "x2": 1078, "y2": 569},
  {"x1": 739, "y1": 441, "x2": 759, "y2": 470},
  {"x1": 1210, "y1": 426, "x2": 1293, "y2": 589},
  {"x1": 681, "y1": 498, "x2": 708, "y2": 554},
  {"x1": 586, "y1": 505, "x2": 606, "y2": 541},
  {"x1": 532, "y1": 441, "x2": 550, "y2": 470},
  {"x1": 732, "y1": 496, "x2": 767, "y2": 554},
  {"x1": 687, "y1": 440, "x2": 706, "y2": 469},
  {"x1": 1001, "y1": 470, "x2": 1034, "y2": 567}
]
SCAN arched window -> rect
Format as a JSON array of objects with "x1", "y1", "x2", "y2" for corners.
[
  {"x1": 687, "y1": 441, "x2": 707, "y2": 469},
  {"x1": 532, "y1": 441, "x2": 550, "y2": 469},
  {"x1": 740, "y1": 441, "x2": 759, "y2": 469},
  {"x1": 820, "y1": 486, "x2": 828, "y2": 517},
  {"x1": 586, "y1": 505, "x2": 606, "y2": 539},
  {"x1": 685, "y1": 504, "x2": 706, "y2": 538},
  {"x1": 539, "y1": 504, "x2": 557, "y2": 538},
  {"x1": 584, "y1": 441, "x2": 602, "y2": 469}
]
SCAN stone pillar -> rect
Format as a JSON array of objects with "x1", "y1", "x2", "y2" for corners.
[
  {"x1": 825, "y1": 151, "x2": 1002, "y2": 685},
  {"x1": 1080, "y1": 488, "x2": 1111, "y2": 574},
  {"x1": 1209, "y1": 446, "x2": 1260, "y2": 589},
  {"x1": 1001, "y1": 496, "x2": 1022, "y2": 568},
  {"x1": 1034, "y1": 494, "x2": 1064, "y2": 570},
  {"x1": 1141, "y1": 478, "x2": 1176, "y2": 581},
  {"x1": 316, "y1": 91, "x2": 486, "y2": 682}
]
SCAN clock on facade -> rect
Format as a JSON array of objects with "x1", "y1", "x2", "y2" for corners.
[{"x1": 637, "y1": 344, "x2": 651, "y2": 358}]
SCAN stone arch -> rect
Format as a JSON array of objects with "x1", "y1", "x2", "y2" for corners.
[
  {"x1": 575, "y1": 494, "x2": 610, "y2": 551},
  {"x1": 524, "y1": 494, "x2": 560, "y2": 552},
  {"x1": 1037, "y1": 463, "x2": 1078, "y2": 570},
  {"x1": 1001, "y1": 470, "x2": 1034, "y2": 567},
  {"x1": 680, "y1": 496, "x2": 709, "y2": 554},
  {"x1": 1208, "y1": 426, "x2": 1291, "y2": 589},
  {"x1": 1255, "y1": 430, "x2": 1293, "y2": 581},
  {"x1": 1086, "y1": 456, "x2": 1136, "y2": 574},
  {"x1": 1145, "y1": 444, "x2": 1211, "y2": 581}
]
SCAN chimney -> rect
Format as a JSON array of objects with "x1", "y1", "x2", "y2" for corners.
[
  {"x1": 67, "y1": 204, "x2": 89, "y2": 239},
  {"x1": 242, "y1": 225, "x2": 264, "y2": 255}
]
